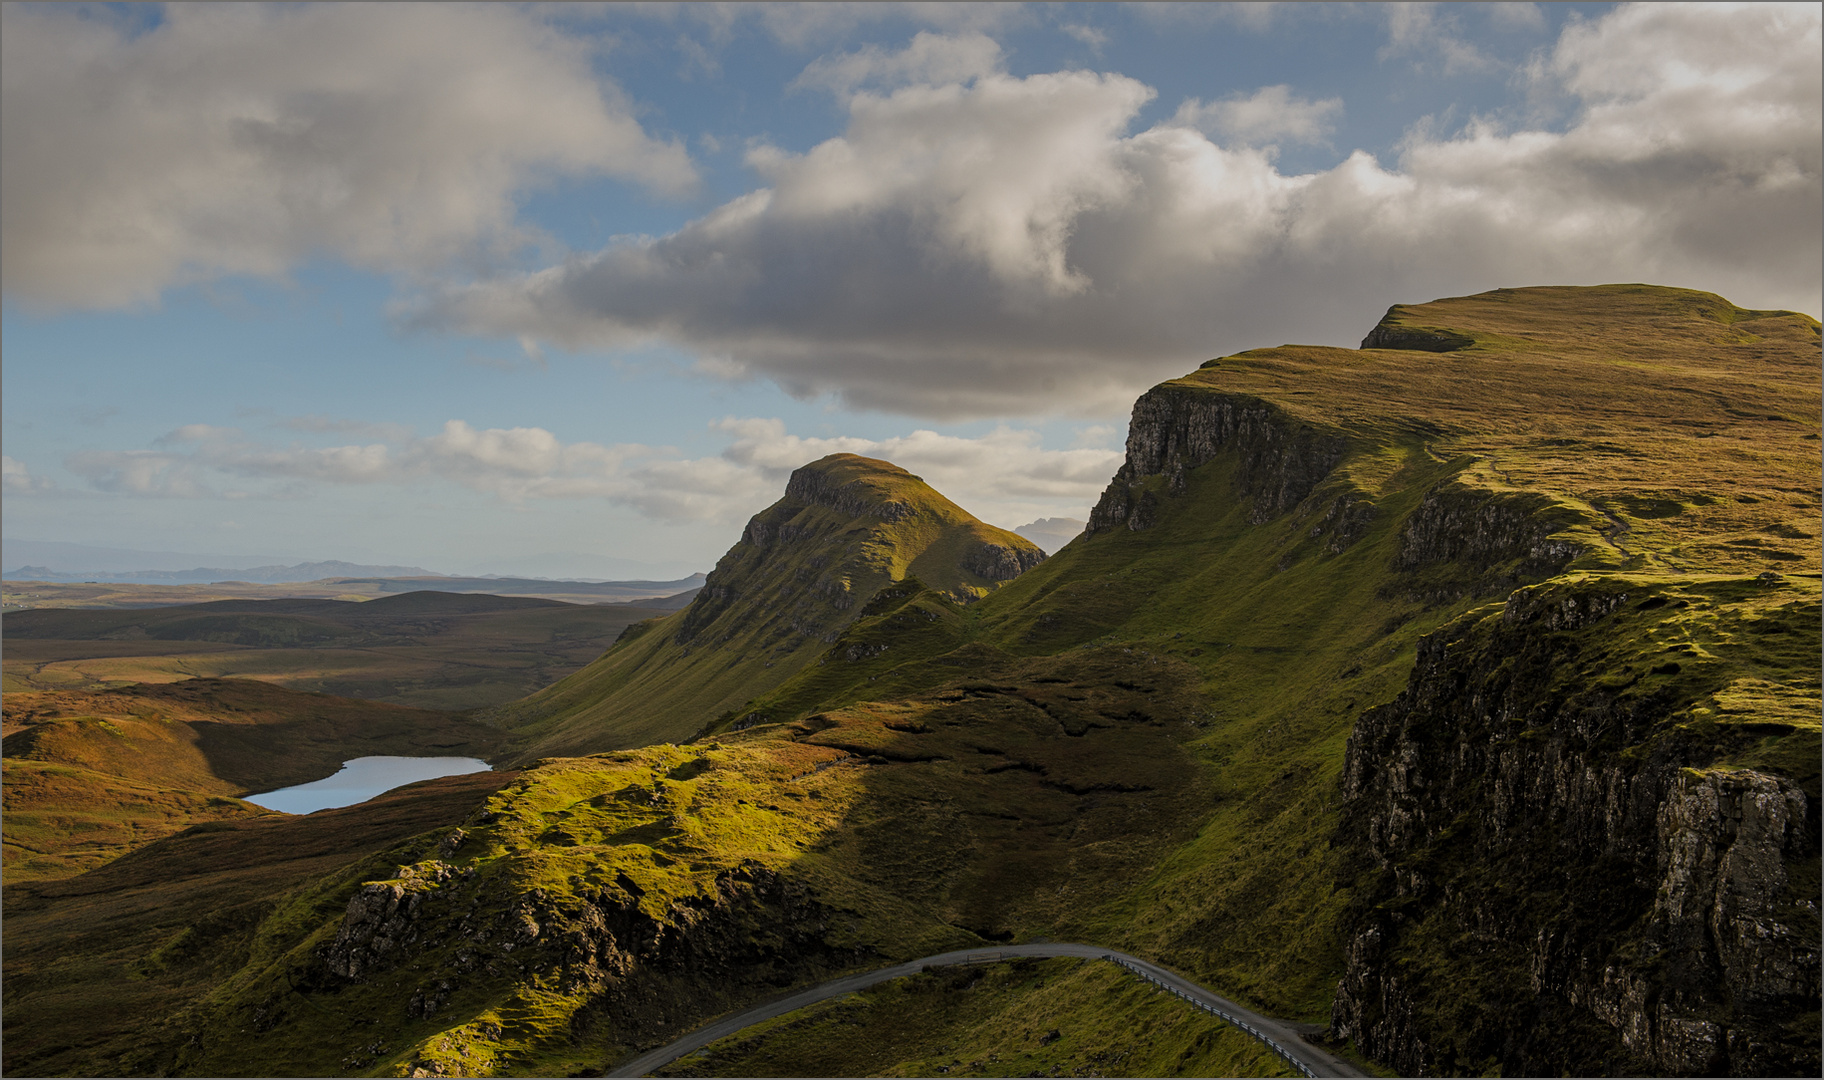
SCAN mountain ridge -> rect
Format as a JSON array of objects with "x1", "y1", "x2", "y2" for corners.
[
  {"x1": 489, "y1": 453, "x2": 1045, "y2": 760},
  {"x1": 3, "y1": 284, "x2": 1816, "y2": 1079}
]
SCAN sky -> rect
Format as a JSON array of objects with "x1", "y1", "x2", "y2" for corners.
[{"x1": 3, "y1": 2, "x2": 1819, "y2": 579}]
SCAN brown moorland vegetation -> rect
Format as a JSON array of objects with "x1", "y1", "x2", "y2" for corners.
[
  {"x1": 3, "y1": 678, "x2": 503, "y2": 882},
  {"x1": 3, "y1": 591, "x2": 672, "y2": 710}
]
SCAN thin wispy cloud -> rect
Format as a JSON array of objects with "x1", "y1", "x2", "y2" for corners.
[
  {"x1": 1173, "y1": 85, "x2": 1343, "y2": 146},
  {"x1": 2, "y1": 455, "x2": 54, "y2": 494},
  {"x1": 792, "y1": 30, "x2": 1003, "y2": 95},
  {"x1": 61, "y1": 418, "x2": 1123, "y2": 529}
]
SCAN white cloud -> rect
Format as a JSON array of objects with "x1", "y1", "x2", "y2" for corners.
[
  {"x1": 2, "y1": 455, "x2": 53, "y2": 494},
  {"x1": 1487, "y1": 3, "x2": 1547, "y2": 33},
  {"x1": 1174, "y1": 85, "x2": 1343, "y2": 146},
  {"x1": 1128, "y1": 3, "x2": 1289, "y2": 34},
  {"x1": 65, "y1": 449, "x2": 207, "y2": 498},
  {"x1": 415, "y1": 2, "x2": 1821, "y2": 419},
  {"x1": 687, "y1": 3, "x2": 1031, "y2": 51},
  {"x1": 60, "y1": 417, "x2": 1120, "y2": 529},
  {"x1": 1381, "y1": 3, "x2": 1495, "y2": 75},
  {"x1": 793, "y1": 30, "x2": 1003, "y2": 95},
  {"x1": 1062, "y1": 24, "x2": 1109, "y2": 51},
  {"x1": 713, "y1": 417, "x2": 1123, "y2": 508},
  {"x1": 1, "y1": 3, "x2": 695, "y2": 310}
]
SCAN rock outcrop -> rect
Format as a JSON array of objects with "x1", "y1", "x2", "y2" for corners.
[
  {"x1": 1360, "y1": 305, "x2": 1475, "y2": 351},
  {"x1": 1331, "y1": 581, "x2": 1821, "y2": 1077},
  {"x1": 676, "y1": 454, "x2": 1043, "y2": 647},
  {"x1": 495, "y1": 453, "x2": 1044, "y2": 756},
  {"x1": 318, "y1": 857, "x2": 867, "y2": 1074},
  {"x1": 1087, "y1": 387, "x2": 1347, "y2": 534},
  {"x1": 964, "y1": 541, "x2": 1046, "y2": 582},
  {"x1": 782, "y1": 463, "x2": 916, "y2": 524}
]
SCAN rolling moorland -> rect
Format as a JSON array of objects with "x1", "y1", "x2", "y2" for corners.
[
  {"x1": 1, "y1": 573, "x2": 706, "y2": 610},
  {"x1": 1, "y1": 285, "x2": 1817, "y2": 1078},
  {"x1": 2, "y1": 590, "x2": 692, "y2": 709},
  {"x1": 1, "y1": 591, "x2": 686, "y2": 883}
]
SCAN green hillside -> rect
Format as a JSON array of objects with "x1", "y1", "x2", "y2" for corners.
[
  {"x1": 3, "y1": 285, "x2": 1816, "y2": 1078},
  {"x1": 491, "y1": 454, "x2": 1044, "y2": 759}
]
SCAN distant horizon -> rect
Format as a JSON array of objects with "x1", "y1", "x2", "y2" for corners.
[
  {"x1": 1, "y1": 506, "x2": 1085, "y2": 582},
  {"x1": 0, "y1": 536, "x2": 707, "y2": 583}
]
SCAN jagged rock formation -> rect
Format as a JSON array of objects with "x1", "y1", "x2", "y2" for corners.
[
  {"x1": 494, "y1": 454, "x2": 1043, "y2": 757},
  {"x1": 1331, "y1": 579, "x2": 1820, "y2": 1077},
  {"x1": 318, "y1": 856, "x2": 859, "y2": 1061},
  {"x1": 1087, "y1": 389, "x2": 1348, "y2": 534}
]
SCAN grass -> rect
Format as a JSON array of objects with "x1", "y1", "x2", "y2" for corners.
[
  {"x1": 655, "y1": 957, "x2": 1295, "y2": 1078},
  {"x1": 3, "y1": 593, "x2": 669, "y2": 709},
  {"x1": 0, "y1": 771, "x2": 518, "y2": 1078},
  {"x1": 491, "y1": 454, "x2": 1044, "y2": 760},
  {"x1": 1, "y1": 759, "x2": 270, "y2": 882},
  {"x1": 1, "y1": 578, "x2": 699, "y2": 611},
  {"x1": 3, "y1": 285, "x2": 1816, "y2": 1078},
  {"x1": 2, "y1": 678, "x2": 504, "y2": 882}
]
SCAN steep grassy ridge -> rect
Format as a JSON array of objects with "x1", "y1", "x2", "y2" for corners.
[
  {"x1": 493, "y1": 454, "x2": 1043, "y2": 759},
  {"x1": 689, "y1": 285, "x2": 1819, "y2": 1073}
]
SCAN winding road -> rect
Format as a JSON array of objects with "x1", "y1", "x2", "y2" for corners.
[{"x1": 607, "y1": 942, "x2": 1368, "y2": 1078}]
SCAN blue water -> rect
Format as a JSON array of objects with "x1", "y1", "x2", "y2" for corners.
[{"x1": 244, "y1": 756, "x2": 492, "y2": 814}]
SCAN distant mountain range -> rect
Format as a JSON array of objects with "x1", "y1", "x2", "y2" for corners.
[
  {"x1": 1, "y1": 539, "x2": 701, "y2": 585},
  {"x1": 4, "y1": 560, "x2": 438, "y2": 585},
  {"x1": 1013, "y1": 517, "x2": 1085, "y2": 555}
]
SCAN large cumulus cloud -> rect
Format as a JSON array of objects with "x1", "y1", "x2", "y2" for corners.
[
  {"x1": 420, "y1": 2, "x2": 1822, "y2": 418},
  {"x1": 0, "y1": 3, "x2": 695, "y2": 310}
]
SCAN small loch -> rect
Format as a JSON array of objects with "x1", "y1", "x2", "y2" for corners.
[{"x1": 244, "y1": 756, "x2": 493, "y2": 815}]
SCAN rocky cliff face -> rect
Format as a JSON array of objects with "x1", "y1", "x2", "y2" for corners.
[
  {"x1": 1086, "y1": 386, "x2": 1348, "y2": 534},
  {"x1": 676, "y1": 454, "x2": 1042, "y2": 648},
  {"x1": 1330, "y1": 579, "x2": 1820, "y2": 1077},
  {"x1": 963, "y1": 542, "x2": 1046, "y2": 582},
  {"x1": 782, "y1": 464, "x2": 916, "y2": 523},
  {"x1": 290, "y1": 858, "x2": 863, "y2": 1076}
]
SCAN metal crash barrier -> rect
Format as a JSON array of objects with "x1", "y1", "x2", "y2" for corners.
[{"x1": 1100, "y1": 955, "x2": 1318, "y2": 1079}]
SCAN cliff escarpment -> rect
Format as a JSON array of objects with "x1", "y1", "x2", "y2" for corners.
[
  {"x1": 1087, "y1": 388, "x2": 1348, "y2": 534},
  {"x1": 1331, "y1": 577, "x2": 1821, "y2": 1077}
]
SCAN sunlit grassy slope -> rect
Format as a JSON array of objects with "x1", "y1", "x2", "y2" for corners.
[
  {"x1": 2, "y1": 770, "x2": 519, "y2": 1076},
  {"x1": 3, "y1": 285, "x2": 1816, "y2": 1078},
  {"x1": 491, "y1": 454, "x2": 1044, "y2": 760}
]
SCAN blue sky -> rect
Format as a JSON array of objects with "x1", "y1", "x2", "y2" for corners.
[{"x1": 3, "y1": 2, "x2": 1818, "y2": 578}]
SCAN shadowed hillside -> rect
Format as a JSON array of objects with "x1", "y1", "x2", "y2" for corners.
[{"x1": 491, "y1": 454, "x2": 1044, "y2": 759}]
